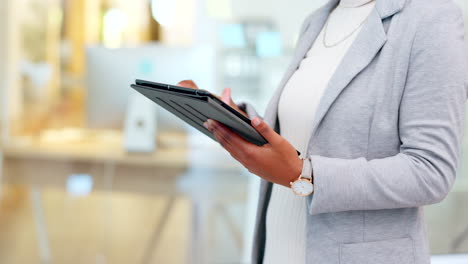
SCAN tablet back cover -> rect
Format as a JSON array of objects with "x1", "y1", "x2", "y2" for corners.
[{"x1": 131, "y1": 84, "x2": 268, "y2": 146}]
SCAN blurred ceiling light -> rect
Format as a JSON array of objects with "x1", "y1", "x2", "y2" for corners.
[
  {"x1": 103, "y1": 8, "x2": 129, "y2": 48},
  {"x1": 151, "y1": 0, "x2": 176, "y2": 27},
  {"x1": 206, "y1": 0, "x2": 232, "y2": 19}
]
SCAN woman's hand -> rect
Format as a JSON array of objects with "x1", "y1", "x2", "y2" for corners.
[
  {"x1": 177, "y1": 80, "x2": 302, "y2": 187},
  {"x1": 177, "y1": 80, "x2": 248, "y2": 117},
  {"x1": 204, "y1": 117, "x2": 304, "y2": 188}
]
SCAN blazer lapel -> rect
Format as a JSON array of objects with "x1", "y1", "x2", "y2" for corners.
[
  {"x1": 264, "y1": 0, "x2": 408, "y2": 141},
  {"x1": 305, "y1": 8, "x2": 387, "y2": 150},
  {"x1": 304, "y1": 0, "x2": 408, "y2": 153}
]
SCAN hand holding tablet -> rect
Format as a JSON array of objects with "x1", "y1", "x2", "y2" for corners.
[
  {"x1": 130, "y1": 79, "x2": 300, "y2": 155},
  {"x1": 131, "y1": 79, "x2": 268, "y2": 146}
]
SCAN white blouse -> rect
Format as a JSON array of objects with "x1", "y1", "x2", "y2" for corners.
[{"x1": 262, "y1": 2, "x2": 376, "y2": 263}]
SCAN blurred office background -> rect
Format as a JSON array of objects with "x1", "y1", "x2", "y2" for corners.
[{"x1": 0, "y1": 0, "x2": 468, "y2": 263}]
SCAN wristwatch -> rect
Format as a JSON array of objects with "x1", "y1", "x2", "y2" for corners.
[{"x1": 290, "y1": 157, "x2": 314, "y2": 196}]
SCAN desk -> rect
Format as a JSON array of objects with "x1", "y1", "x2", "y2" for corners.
[
  {"x1": 0, "y1": 129, "x2": 248, "y2": 264},
  {"x1": 0, "y1": 130, "x2": 189, "y2": 195}
]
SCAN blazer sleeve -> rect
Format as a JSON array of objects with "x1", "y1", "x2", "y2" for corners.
[{"x1": 307, "y1": 4, "x2": 468, "y2": 215}]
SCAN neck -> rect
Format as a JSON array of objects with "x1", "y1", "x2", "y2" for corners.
[{"x1": 339, "y1": 0, "x2": 374, "y2": 8}]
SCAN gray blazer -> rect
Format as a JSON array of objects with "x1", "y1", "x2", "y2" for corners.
[{"x1": 238, "y1": 0, "x2": 468, "y2": 263}]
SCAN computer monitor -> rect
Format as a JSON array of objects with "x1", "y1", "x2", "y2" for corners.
[{"x1": 85, "y1": 43, "x2": 217, "y2": 130}]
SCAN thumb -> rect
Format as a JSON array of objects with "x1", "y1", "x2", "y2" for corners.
[
  {"x1": 221, "y1": 88, "x2": 231, "y2": 104},
  {"x1": 252, "y1": 117, "x2": 281, "y2": 145}
]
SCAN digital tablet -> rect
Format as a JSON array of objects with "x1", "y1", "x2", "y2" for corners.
[{"x1": 130, "y1": 79, "x2": 269, "y2": 146}]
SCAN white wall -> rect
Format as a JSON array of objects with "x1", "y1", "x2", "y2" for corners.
[
  {"x1": 231, "y1": 0, "x2": 328, "y2": 48},
  {"x1": 159, "y1": 0, "x2": 328, "y2": 49}
]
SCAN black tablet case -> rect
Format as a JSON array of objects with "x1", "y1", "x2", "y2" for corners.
[{"x1": 130, "y1": 80, "x2": 268, "y2": 146}]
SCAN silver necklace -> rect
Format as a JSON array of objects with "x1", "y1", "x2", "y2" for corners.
[{"x1": 322, "y1": 11, "x2": 369, "y2": 48}]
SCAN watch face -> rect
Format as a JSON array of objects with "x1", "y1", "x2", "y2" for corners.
[{"x1": 291, "y1": 179, "x2": 314, "y2": 196}]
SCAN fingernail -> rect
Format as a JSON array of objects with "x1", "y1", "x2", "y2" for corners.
[
  {"x1": 207, "y1": 120, "x2": 216, "y2": 130},
  {"x1": 203, "y1": 121, "x2": 209, "y2": 129},
  {"x1": 252, "y1": 117, "x2": 261, "y2": 127}
]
